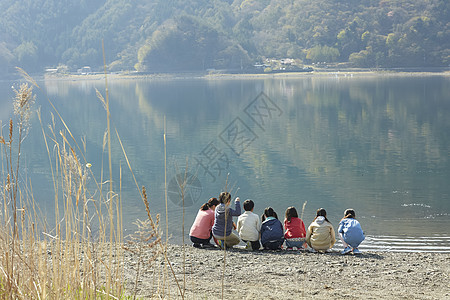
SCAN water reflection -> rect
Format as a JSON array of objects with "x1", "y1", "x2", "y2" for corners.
[{"x1": 0, "y1": 75, "x2": 449, "y2": 251}]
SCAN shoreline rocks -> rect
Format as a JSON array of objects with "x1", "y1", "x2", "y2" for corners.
[{"x1": 121, "y1": 244, "x2": 449, "y2": 299}]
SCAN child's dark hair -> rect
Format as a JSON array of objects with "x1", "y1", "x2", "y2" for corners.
[
  {"x1": 285, "y1": 206, "x2": 298, "y2": 222},
  {"x1": 243, "y1": 199, "x2": 254, "y2": 211},
  {"x1": 200, "y1": 197, "x2": 219, "y2": 211},
  {"x1": 314, "y1": 208, "x2": 331, "y2": 223},
  {"x1": 343, "y1": 208, "x2": 356, "y2": 219},
  {"x1": 218, "y1": 192, "x2": 231, "y2": 204},
  {"x1": 261, "y1": 207, "x2": 278, "y2": 222}
]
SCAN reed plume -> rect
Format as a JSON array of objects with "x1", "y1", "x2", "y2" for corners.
[{"x1": 13, "y1": 83, "x2": 35, "y2": 128}]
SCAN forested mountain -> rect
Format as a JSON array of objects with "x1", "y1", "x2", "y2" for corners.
[{"x1": 0, "y1": 0, "x2": 449, "y2": 76}]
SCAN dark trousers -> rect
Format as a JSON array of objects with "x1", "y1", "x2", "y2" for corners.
[
  {"x1": 190, "y1": 235, "x2": 212, "y2": 245},
  {"x1": 242, "y1": 239, "x2": 261, "y2": 250},
  {"x1": 263, "y1": 240, "x2": 283, "y2": 250}
]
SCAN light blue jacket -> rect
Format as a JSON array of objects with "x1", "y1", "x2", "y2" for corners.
[{"x1": 338, "y1": 218, "x2": 365, "y2": 248}]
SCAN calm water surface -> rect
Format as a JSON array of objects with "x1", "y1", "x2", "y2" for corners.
[{"x1": 1, "y1": 75, "x2": 449, "y2": 252}]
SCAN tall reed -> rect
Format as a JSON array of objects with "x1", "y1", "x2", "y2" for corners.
[
  {"x1": 0, "y1": 83, "x2": 35, "y2": 298},
  {"x1": 0, "y1": 68, "x2": 179, "y2": 299},
  {"x1": 0, "y1": 78, "x2": 125, "y2": 298}
]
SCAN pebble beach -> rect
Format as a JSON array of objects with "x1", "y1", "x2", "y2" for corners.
[{"x1": 121, "y1": 244, "x2": 449, "y2": 299}]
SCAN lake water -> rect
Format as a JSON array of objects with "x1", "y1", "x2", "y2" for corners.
[{"x1": 1, "y1": 74, "x2": 449, "y2": 252}]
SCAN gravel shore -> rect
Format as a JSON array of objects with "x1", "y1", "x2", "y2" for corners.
[{"x1": 121, "y1": 244, "x2": 449, "y2": 299}]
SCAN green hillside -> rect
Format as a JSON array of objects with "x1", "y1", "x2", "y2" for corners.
[{"x1": 0, "y1": 0, "x2": 449, "y2": 76}]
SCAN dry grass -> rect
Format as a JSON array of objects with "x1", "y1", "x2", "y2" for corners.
[
  {"x1": 0, "y1": 69, "x2": 180, "y2": 299},
  {"x1": 0, "y1": 80, "x2": 124, "y2": 298}
]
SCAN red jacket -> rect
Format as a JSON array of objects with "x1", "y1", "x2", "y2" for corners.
[{"x1": 284, "y1": 217, "x2": 306, "y2": 239}]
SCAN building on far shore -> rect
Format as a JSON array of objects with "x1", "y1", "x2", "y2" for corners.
[{"x1": 77, "y1": 66, "x2": 92, "y2": 75}]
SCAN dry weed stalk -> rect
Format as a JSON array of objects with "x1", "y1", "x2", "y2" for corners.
[
  {"x1": 113, "y1": 126, "x2": 184, "y2": 298},
  {"x1": 0, "y1": 83, "x2": 36, "y2": 298},
  {"x1": 0, "y1": 69, "x2": 124, "y2": 299},
  {"x1": 220, "y1": 174, "x2": 230, "y2": 300},
  {"x1": 0, "y1": 67, "x2": 184, "y2": 299},
  {"x1": 300, "y1": 200, "x2": 307, "y2": 298},
  {"x1": 173, "y1": 159, "x2": 190, "y2": 298},
  {"x1": 300, "y1": 201, "x2": 307, "y2": 221},
  {"x1": 123, "y1": 187, "x2": 162, "y2": 300},
  {"x1": 163, "y1": 115, "x2": 169, "y2": 298}
]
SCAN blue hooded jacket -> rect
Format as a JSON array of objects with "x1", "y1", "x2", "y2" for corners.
[{"x1": 260, "y1": 217, "x2": 284, "y2": 246}]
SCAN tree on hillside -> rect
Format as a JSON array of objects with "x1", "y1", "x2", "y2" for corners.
[
  {"x1": 306, "y1": 45, "x2": 340, "y2": 63},
  {"x1": 136, "y1": 15, "x2": 250, "y2": 72},
  {"x1": 1, "y1": 0, "x2": 450, "y2": 72},
  {"x1": 14, "y1": 41, "x2": 38, "y2": 71}
]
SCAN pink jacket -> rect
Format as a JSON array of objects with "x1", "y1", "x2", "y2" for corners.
[{"x1": 189, "y1": 209, "x2": 215, "y2": 239}]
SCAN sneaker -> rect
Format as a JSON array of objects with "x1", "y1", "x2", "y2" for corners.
[
  {"x1": 217, "y1": 239, "x2": 225, "y2": 250},
  {"x1": 352, "y1": 248, "x2": 361, "y2": 254},
  {"x1": 244, "y1": 241, "x2": 251, "y2": 250},
  {"x1": 192, "y1": 243, "x2": 201, "y2": 248},
  {"x1": 286, "y1": 247, "x2": 293, "y2": 251},
  {"x1": 202, "y1": 243, "x2": 215, "y2": 249},
  {"x1": 341, "y1": 246, "x2": 352, "y2": 255},
  {"x1": 309, "y1": 248, "x2": 317, "y2": 253}
]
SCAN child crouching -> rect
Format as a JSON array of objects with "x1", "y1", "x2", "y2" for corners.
[
  {"x1": 260, "y1": 207, "x2": 284, "y2": 250},
  {"x1": 237, "y1": 199, "x2": 261, "y2": 251},
  {"x1": 338, "y1": 208, "x2": 365, "y2": 255},
  {"x1": 284, "y1": 206, "x2": 306, "y2": 250}
]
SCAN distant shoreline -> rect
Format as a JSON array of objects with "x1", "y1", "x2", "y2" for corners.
[{"x1": 40, "y1": 68, "x2": 450, "y2": 82}]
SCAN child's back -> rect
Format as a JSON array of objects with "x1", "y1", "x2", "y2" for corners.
[
  {"x1": 260, "y1": 208, "x2": 284, "y2": 250},
  {"x1": 306, "y1": 216, "x2": 335, "y2": 250},
  {"x1": 305, "y1": 208, "x2": 336, "y2": 252},
  {"x1": 284, "y1": 206, "x2": 307, "y2": 249},
  {"x1": 338, "y1": 209, "x2": 365, "y2": 253},
  {"x1": 236, "y1": 199, "x2": 261, "y2": 250},
  {"x1": 284, "y1": 217, "x2": 306, "y2": 239},
  {"x1": 237, "y1": 210, "x2": 261, "y2": 242},
  {"x1": 261, "y1": 218, "x2": 283, "y2": 243}
]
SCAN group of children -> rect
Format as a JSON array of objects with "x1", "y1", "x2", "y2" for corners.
[{"x1": 189, "y1": 192, "x2": 365, "y2": 254}]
